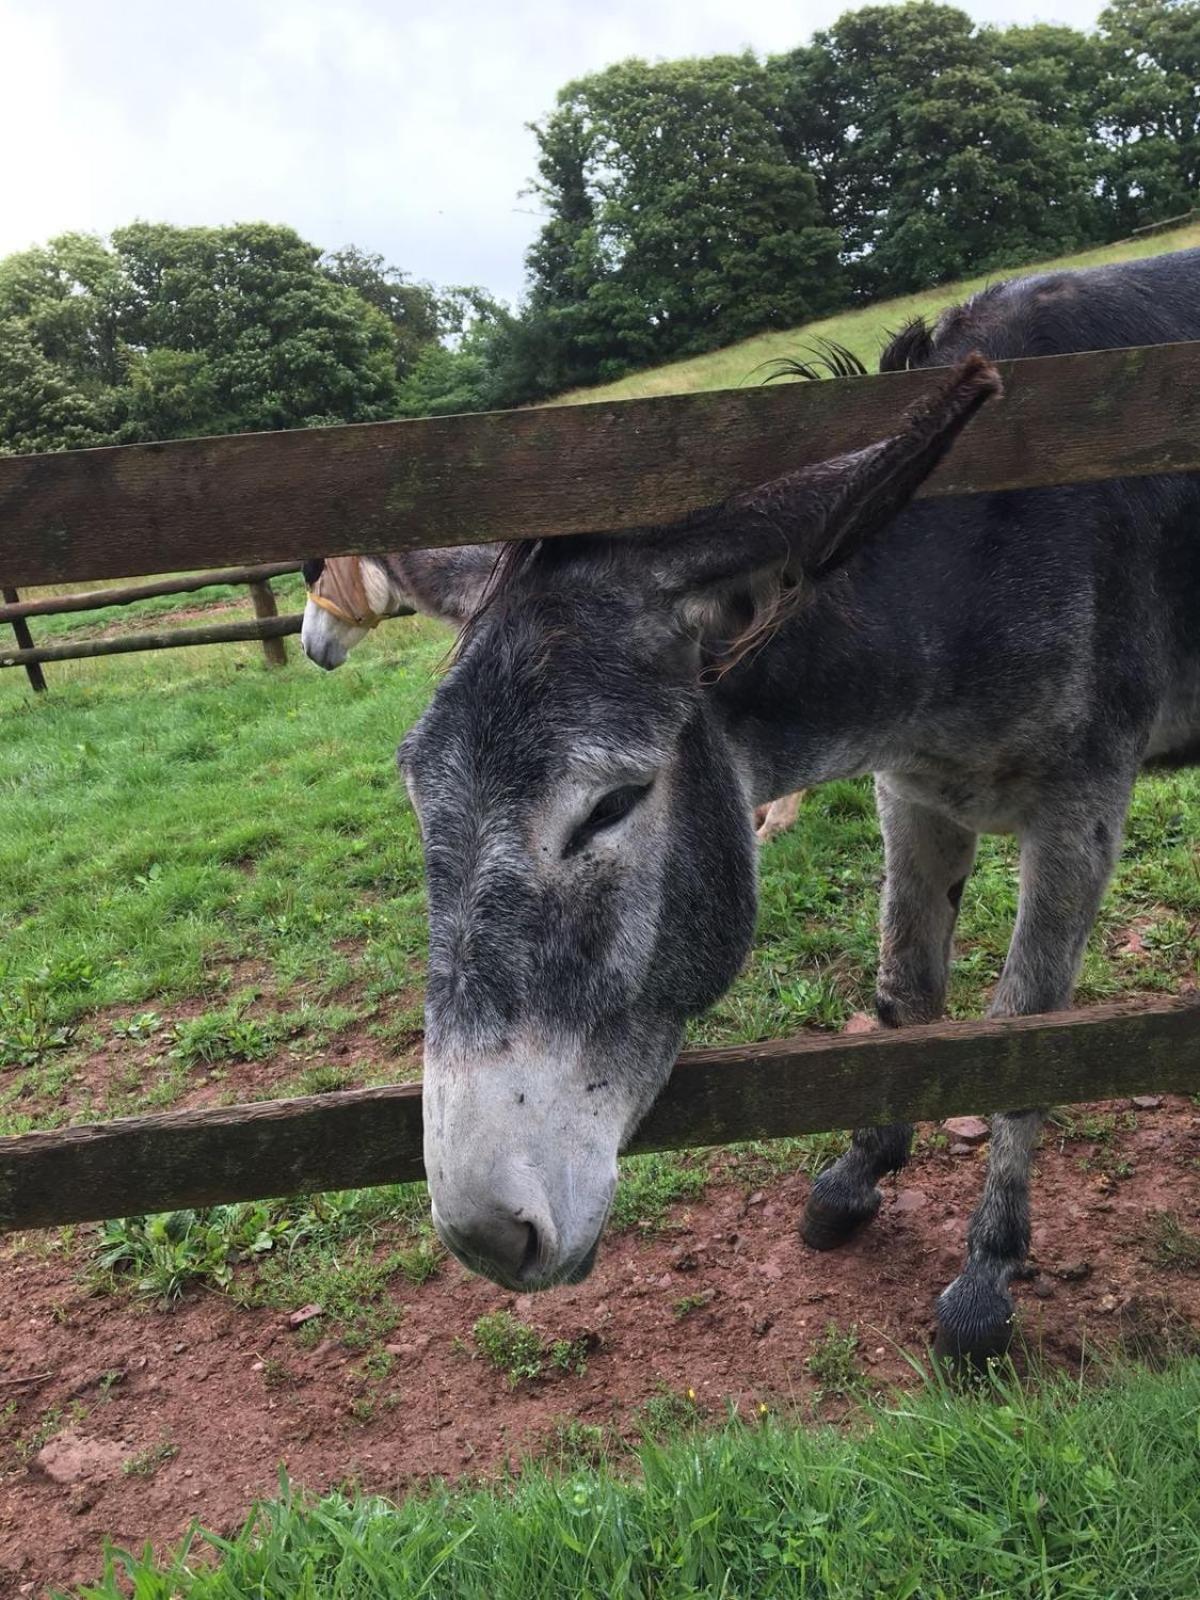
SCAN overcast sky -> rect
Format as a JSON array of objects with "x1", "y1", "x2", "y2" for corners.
[{"x1": 2, "y1": 0, "x2": 1105, "y2": 306}]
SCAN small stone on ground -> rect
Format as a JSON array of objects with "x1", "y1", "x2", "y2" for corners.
[
  {"x1": 942, "y1": 1115, "x2": 989, "y2": 1144},
  {"x1": 34, "y1": 1431, "x2": 126, "y2": 1485},
  {"x1": 842, "y1": 1012, "x2": 877, "y2": 1035}
]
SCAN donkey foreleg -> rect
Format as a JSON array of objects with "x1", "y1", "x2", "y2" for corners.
[
  {"x1": 934, "y1": 790, "x2": 1130, "y2": 1363},
  {"x1": 802, "y1": 785, "x2": 977, "y2": 1250}
]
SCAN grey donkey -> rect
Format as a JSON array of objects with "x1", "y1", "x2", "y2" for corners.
[
  {"x1": 398, "y1": 246, "x2": 1200, "y2": 1364},
  {"x1": 301, "y1": 548, "x2": 803, "y2": 842}
]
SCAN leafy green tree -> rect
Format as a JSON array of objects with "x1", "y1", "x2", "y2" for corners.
[
  {"x1": 113, "y1": 223, "x2": 400, "y2": 436},
  {"x1": 772, "y1": 3, "x2": 983, "y2": 267},
  {"x1": 0, "y1": 318, "x2": 117, "y2": 453},
  {"x1": 1096, "y1": 0, "x2": 1200, "y2": 231},
  {"x1": 320, "y1": 245, "x2": 443, "y2": 378},
  {"x1": 522, "y1": 53, "x2": 843, "y2": 392},
  {"x1": 772, "y1": 3, "x2": 1103, "y2": 292},
  {"x1": 988, "y1": 21, "x2": 1105, "y2": 137},
  {"x1": 871, "y1": 67, "x2": 1099, "y2": 287},
  {"x1": 0, "y1": 224, "x2": 404, "y2": 453},
  {"x1": 394, "y1": 292, "x2": 515, "y2": 416}
]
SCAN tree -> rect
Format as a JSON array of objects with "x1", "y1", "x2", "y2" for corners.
[
  {"x1": 771, "y1": 3, "x2": 1103, "y2": 293},
  {"x1": 395, "y1": 291, "x2": 515, "y2": 417},
  {"x1": 772, "y1": 3, "x2": 984, "y2": 270},
  {"x1": 871, "y1": 67, "x2": 1099, "y2": 288},
  {"x1": 320, "y1": 246, "x2": 443, "y2": 378},
  {"x1": 0, "y1": 318, "x2": 117, "y2": 454},
  {"x1": 0, "y1": 224, "x2": 404, "y2": 452},
  {"x1": 113, "y1": 223, "x2": 400, "y2": 436},
  {"x1": 1096, "y1": 0, "x2": 1200, "y2": 232},
  {"x1": 522, "y1": 54, "x2": 843, "y2": 393}
]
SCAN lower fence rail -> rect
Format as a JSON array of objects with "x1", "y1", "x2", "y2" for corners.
[{"x1": 2, "y1": 996, "x2": 1197, "y2": 1233}]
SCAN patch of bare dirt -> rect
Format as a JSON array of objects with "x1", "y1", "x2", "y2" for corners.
[
  {"x1": 46, "y1": 599, "x2": 249, "y2": 644},
  {"x1": 2, "y1": 1096, "x2": 1199, "y2": 1594}
]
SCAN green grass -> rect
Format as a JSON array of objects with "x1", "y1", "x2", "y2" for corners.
[
  {"x1": 0, "y1": 621, "x2": 446, "y2": 1124},
  {"x1": 554, "y1": 220, "x2": 1200, "y2": 406},
  {"x1": 68, "y1": 1362, "x2": 1200, "y2": 1599}
]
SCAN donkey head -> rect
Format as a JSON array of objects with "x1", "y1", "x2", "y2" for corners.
[
  {"x1": 301, "y1": 546, "x2": 503, "y2": 669},
  {"x1": 301, "y1": 557, "x2": 392, "y2": 668},
  {"x1": 400, "y1": 357, "x2": 999, "y2": 1290}
]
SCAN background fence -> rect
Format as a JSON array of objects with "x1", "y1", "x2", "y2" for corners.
[
  {"x1": 1, "y1": 561, "x2": 304, "y2": 691},
  {"x1": 2, "y1": 339, "x2": 1199, "y2": 1232}
]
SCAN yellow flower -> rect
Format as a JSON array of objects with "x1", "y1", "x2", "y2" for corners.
[{"x1": 686, "y1": 1387, "x2": 696, "y2": 1401}]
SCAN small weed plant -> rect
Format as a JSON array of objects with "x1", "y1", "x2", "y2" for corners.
[
  {"x1": 472, "y1": 1313, "x2": 545, "y2": 1385},
  {"x1": 1146, "y1": 1210, "x2": 1200, "y2": 1272},
  {"x1": 122, "y1": 1439, "x2": 179, "y2": 1478},
  {"x1": 168, "y1": 1006, "x2": 282, "y2": 1067},
  {"x1": 805, "y1": 1322, "x2": 863, "y2": 1399},
  {"x1": 471, "y1": 1312, "x2": 591, "y2": 1386}
]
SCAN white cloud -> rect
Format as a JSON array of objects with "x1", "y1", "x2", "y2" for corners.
[{"x1": 0, "y1": 0, "x2": 1107, "y2": 303}]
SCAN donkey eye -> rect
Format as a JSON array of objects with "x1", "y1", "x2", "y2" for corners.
[{"x1": 565, "y1": 783, "x2": 652, "y2": 857}]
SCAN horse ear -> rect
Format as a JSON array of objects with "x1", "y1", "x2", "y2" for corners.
[
  {"x1": 646, "y1": 354, "x2": 1000, "y2": 634},
  {"x1": 381, "y1": 544, "x2": 503, "y2": 626}
]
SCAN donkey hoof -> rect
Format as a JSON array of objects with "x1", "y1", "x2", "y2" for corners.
[
  {"x1": 800, "y1": 1189, "x2": 881, "y2": 1251},
  {"x1": 932, "y1": 1320, "x2": 1013, "y2": 1374},
  {"x1": 934, "y1": 1275, "x2": 1014, "y2": 1370}
]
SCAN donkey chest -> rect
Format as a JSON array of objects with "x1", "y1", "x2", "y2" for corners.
[{"x1": 879, "y1": 758, "x2": 1041, "y2": 835}]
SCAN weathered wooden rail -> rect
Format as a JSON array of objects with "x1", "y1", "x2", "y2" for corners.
[
  {"x1": 2, "y1": 342, "x2": 1199, "y2": 587},
  {"x1": 2, "y1": 998, "x2": 1197, "y2": 1232},
  {"x1": 1, "y1": 340, "x2": 1199, "y2": 1231},
  {"x1": 0, "y1": 562, "x2": 303, "y2": 689}
]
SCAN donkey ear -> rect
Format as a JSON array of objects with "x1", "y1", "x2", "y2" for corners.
[
  {"x1": 383, "y1": 543, "x2": 503, "y2": 626},
  {"x1": 647, "y1": 354, "x2": 1000, "y2": 620}
]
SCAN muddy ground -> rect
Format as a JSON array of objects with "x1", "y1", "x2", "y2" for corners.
[{"x1": 2, "y1": 1093, "x2": 1199, "y2": 1596}]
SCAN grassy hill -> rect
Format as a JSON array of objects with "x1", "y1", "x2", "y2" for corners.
[{"x1": 557, "y1": 220, "x2": 1200, "y2": 407}]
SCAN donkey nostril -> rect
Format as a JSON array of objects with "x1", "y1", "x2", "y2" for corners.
[{"x1": 518, "y1": 1221, "x2": 541, "y2": 1279}]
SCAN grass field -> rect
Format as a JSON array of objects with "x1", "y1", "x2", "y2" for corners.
[
  {"x1": 556, "y1": 220, "x2": 1200, "y2": 405},
  {"x1": 70, "y1": 1361, "x2": 1200, "y2": 1599}
]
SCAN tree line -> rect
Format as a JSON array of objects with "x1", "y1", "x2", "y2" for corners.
[
  {"x1": 489, "y1": 0, "x2": 1198, "y2": 398},
  {"x1": 1, "y1": 0, "x2": 1195, "y2": 453}
]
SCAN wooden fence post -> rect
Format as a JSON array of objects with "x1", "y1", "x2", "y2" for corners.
[
  {"x1": 2, "y1": 587, "x2": 46, "y2": 693},
  {"x1": 248, "y1": 579, "x2": 288, "y2": 667}
]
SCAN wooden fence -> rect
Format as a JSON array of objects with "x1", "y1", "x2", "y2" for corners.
[
  {"x1": 1130, "y1": 208, "x2": 1198, "y2": 238},
  {"x1": 1, "y1": 562, "x2": 303, "y2": 691},
  {"x1": 1, "y1": 339, "x2": 1199, "y2": 1232}
]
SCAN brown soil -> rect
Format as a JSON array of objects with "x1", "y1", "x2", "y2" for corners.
[
  {"x1": 3, "y1": 1095, "x2": 1200, "y2": 1595},
  {"x1": 47, "y1": 599, "x2": 249, "y2": 643}
]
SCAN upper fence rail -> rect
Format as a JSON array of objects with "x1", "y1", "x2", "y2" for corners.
[{"x1": 2, "y1": 341, "x2": 1199, "y2": 588}]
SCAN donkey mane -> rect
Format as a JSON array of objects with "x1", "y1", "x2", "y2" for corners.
[{"x1": 880, "y1": 317, "x2": 936, "y2": 372}]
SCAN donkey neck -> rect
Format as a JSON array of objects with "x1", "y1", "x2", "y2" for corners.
[{"x1": 708, "y1": 564, "x2": 933, "y2": 807}]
